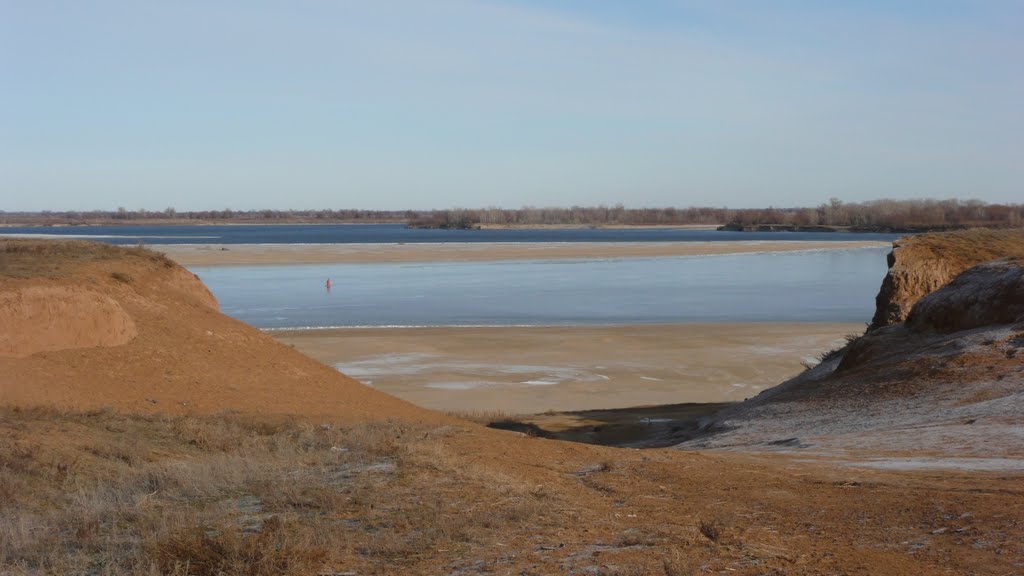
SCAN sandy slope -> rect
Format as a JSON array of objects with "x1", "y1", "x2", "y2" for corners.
[{"x1": 0, "y1": 240, "x2": 437, "y2": 422}]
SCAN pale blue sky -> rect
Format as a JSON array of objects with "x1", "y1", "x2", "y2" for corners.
[{"x1": 2, "y1": 1, "x2": 1021, "y2": 211}]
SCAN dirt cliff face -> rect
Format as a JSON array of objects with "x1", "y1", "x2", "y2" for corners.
[
  {"x1": 0, "y1": 286, "x2": 137, "y2": 358},
  {"x1": 869, "y1": 229, "x2": 1024, "y2": 330},
  {"x1": 907, "y1": 257, "x2": 1024, "y2": 333}
]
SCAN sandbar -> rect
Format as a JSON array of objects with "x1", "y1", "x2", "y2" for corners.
[
  {"x1": 155, "y1": 240, "x2": 888, "y2": 266},
  {"x1": 274, "y1": 323, "x2": 864, "y2": 414}
]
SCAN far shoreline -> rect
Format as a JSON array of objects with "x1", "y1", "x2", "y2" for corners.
[
  {"x1": 0, "y1": 221, "x2": 723, "y2": 229},
  {"x1": 154, "y1": 239, "x2": 890, "y2": 266}
]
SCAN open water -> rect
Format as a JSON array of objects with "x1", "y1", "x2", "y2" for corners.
[{"x1": 191, "y1": 247, "x2": 889, "y2": 329}]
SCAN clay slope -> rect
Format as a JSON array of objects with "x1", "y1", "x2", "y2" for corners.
[
  {"x1": 678, "y1": 232, "x2": 1024, "y2": 465},
  {"x1": 0, "y1": 240, "x2": 438, "y2": 422},
  {"x1": 0, "y1": 286, "x2": 137, "y2": 358}
]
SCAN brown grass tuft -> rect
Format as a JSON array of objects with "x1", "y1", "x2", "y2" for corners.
[{"x1": 698, "y1": 519, "x2": 722, "y2": 542}]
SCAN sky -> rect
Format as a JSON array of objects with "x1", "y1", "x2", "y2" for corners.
[{"x1": 1, "y1": 1, "x2": 1021, "y2": 211}]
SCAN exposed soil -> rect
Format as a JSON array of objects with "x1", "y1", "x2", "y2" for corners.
[{"x1": 0, "y1": 286, "x2": 137, "y2": 358}]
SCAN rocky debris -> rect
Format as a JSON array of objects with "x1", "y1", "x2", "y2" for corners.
[{"x1": 907, "y1": 258, "x2": 1024, "y2": 333}]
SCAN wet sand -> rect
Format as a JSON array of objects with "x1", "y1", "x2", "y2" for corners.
[
  {"x1": 155, "y1": 240, "x2": 887, "y2": 266},
  {"x1": 274, "y1": 323, "x2": 864, "y2": 414}
]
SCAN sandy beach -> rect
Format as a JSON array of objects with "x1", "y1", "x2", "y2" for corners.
[
  {"x1": 274, "y1": 323, "x2": 863, "y2": 413},
  {"x1": 154, "y1": 240, "x2": 888, "y2": 266}
]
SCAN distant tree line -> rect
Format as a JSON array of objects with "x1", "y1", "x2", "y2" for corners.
[
  {"x1": 723, "y1": 198, "x2": 1024, "y2": 230},
  {"x1": 0, "y1": 208, "x2": 413, "y2": 225},
  {"x1": 408, "y1": 199, "x2": 1024, "y2": 230},
  {"x1": 2, "y1": 199, "x2": 1022, "y2": 230}
]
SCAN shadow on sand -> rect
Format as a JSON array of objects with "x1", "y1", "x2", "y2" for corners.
[{"x1": 487, "y1": 402, "x2": 735, "y2": 449}]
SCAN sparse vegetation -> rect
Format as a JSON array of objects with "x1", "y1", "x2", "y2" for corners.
[
  {"x1": 0, "y1": 408, "x2": 554, "y2": 575},
  {"x1": 442, "y1": 409, "x2": 520, "y2": 425},
  {"x1": 800, "y1": 333, "x2": 863, "y2": 371},
  {"x1": 892, "y1": 228, "x2": 1024, "y2": 269},
  {"x1": 0, "y1": 239, "x2": 171, "y2": 278}
]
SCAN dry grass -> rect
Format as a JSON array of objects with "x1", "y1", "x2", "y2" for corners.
[
  {"x1": 442, "y1": 409, "x2": 522, "y2": 425},
  {"x1": 0, "y1": 239, "x2": 173, "y2": 279},
  {"x1": 109, "y1": 271, "x2": 133, "y2": 284},
  {"x1": 801, "y1": 332, "x2": 864, "y2": 371},
  {"x1": 905, "y1": 228, "x2": 1024, "y2": 269},
  {"x1": 0, "y1": 408, "x2": 556, "y2": 575}
]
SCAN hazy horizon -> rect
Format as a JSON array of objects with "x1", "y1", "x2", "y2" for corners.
[{"x1": 3, "y1": 1, "x2": 1022, "y2": 211}]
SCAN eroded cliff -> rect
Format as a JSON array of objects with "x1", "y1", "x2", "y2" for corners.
[{"x1": 869, "y1": 228, "x2": 1024, "y2": 329}]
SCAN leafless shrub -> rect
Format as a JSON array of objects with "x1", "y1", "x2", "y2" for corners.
[
  {"x1": 698, "y1": 518, "x2": 722, "y2": 542},
  {"x1": 801, "y1": 333, "x2": 863, "y2": 371},
  {"x1": 110, "y1": 271, "x2": 132, "y2": 283}
]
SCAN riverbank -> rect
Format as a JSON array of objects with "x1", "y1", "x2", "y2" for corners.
[
  {"x1": 155, "y1": 240, "x2": 888, "y2": 266},
  {"x1": 273, "y1": 323, "x2": 863, "y2": 413}
]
